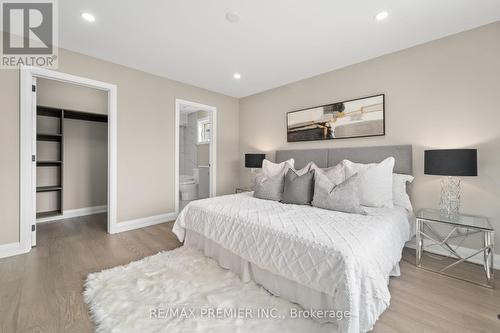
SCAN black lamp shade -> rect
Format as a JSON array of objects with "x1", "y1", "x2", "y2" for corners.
[
  {"x1": 245, "y1": 153, "x2": 265, "y2": 168},
  {"x1": 424, "y1": 149, "x2": 477, "y2": 176}
]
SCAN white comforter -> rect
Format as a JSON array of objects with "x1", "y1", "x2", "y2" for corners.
[{"x1": 173, "y1": 193, "x2": 411, "y2": 333}]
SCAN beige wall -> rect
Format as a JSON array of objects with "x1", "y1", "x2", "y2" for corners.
[
  {"x1": 63, "y1": 119, "x2": 108, "y2": 210},
  {"x1": 197, "y1": 144, "x2": 209, "y2": 166},
  {"x1": 0, "y1": 48, "x2": 239, "y2": 245},
  {"x1": 37, "y1": 78, "x2": 108, "y2": 114},
  {"x1": 239, "y1": 22, "x2": 500, "y2": 253},
  {"x1": 0, "y1": 69, "x2": 19, "y2": 245}
]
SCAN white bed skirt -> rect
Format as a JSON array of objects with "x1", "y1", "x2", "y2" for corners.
[{"x1": 185, "y1": 229, "x2": 343, "y2": 328}]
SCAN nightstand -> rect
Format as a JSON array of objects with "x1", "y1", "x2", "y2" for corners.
[
  {"x1": 235, "y1": 187, "x2": 252, "y2": 194},
  {"x1": 415, "y1": 208, "x2": 494, "y2": 288}
]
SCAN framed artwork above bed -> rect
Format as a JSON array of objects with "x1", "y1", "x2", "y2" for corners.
[{"x1": 286, "y1": 94, "x2": 385, "y2": 142}]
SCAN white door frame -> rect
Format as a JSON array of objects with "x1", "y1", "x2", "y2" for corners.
[
  {"x1": 174, "y1": 99, "x2": 217, "y2": 214},
  {"x1": 20, "y1": 65, "x2": 118, "y2": 253}
]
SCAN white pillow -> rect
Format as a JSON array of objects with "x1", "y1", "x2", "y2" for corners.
[
  {"x1": 310, "y1": 162, "x2": 345, "y2": 186},
  {"x1": 262, "y1": 159, "x2": 294, "y2": 178},
  {"x1": 343, "y1": 157, "x2": 395, "y2": 208},
  {"x1": 393, "y1": 173, "x2": 414, "y2": 211}
]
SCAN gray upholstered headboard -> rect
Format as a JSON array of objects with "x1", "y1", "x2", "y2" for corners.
[{"x1": 275, "y1": 145, "x2": 413, "y2": 175}]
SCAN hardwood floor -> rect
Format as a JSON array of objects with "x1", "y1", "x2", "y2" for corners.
[
  {"x1": 0, "y1": 214, "x2": 180, "y2": 333},
  {"x1": 374, "y1": 249, "x2": 500, "y2": 333},
  {"x1": 0, "y1": 214, "x2": 499, "y2": 333}
]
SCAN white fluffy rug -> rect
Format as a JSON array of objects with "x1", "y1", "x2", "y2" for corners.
[{"x1": 85, "y1": 246, "x2": 337, "y2": 333}]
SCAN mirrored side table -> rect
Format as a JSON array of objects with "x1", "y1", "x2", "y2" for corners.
[
  {"x1": 235, "y1": 187, "x2": 252, "y2": 194},
  {"x1": 416, "y1": 208, "x2": 495, "y2": 288}
]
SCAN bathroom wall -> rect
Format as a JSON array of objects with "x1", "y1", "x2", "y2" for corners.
[
  {"x1": 179, "y1": 120, "x2": 186, "y2": 176},
  {"x1": 181, "y1": 112, "x2": 199, "y2": 176},
  {"x1": 180, "y1": 111, "x2": 211, "y2": 176},
  {"x1": 197, "y1": 111, "x2": 210, "y2": 167},
  {"x1": 179, "y1": 110, "x2": 211, "y2": 203}
]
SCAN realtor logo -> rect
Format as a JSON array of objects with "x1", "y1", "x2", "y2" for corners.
[{"x1": 1, "y1": 0, "x2": 58, "y2": 68}]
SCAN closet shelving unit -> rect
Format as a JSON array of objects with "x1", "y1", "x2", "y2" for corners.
[
  {"x1": 36, "y1": 105, "x2": 108, "y2": 220},
  {"x1": 36, "y1": 106, "x2": 64, "y2": 219}
]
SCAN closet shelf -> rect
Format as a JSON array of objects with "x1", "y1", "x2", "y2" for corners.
[
  {"x1": 36, "y1": 210, "x2": 62, "y2": 219},
  {"x1": 37, "y1": 133, "x2": 62, "y2": 142},
  {"x1": 64, "y1": 111, "x2": 108, "y2": 123},
  {"x1": 36, "y1": 160, "x2": 62, "y2": 167},
  {"x1": 36, "y1": 104, "x2": 66, "y2": 221},
  {"x1": 36, "y1": 104, "x2": 107, "y2": 221},
  {"x1": 37, "y1": 106, "x2": 62, "y2": 118},
  {"x1": 36, "y1": 186, "x2": 62, "y2": 193}
]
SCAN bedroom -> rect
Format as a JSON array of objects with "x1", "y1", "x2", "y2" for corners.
[{"x1": 0, "y1": 1, "x2": 499, "y2": 332}]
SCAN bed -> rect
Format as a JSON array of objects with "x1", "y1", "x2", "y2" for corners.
[{"x1": 173, "y1": 145, "x2": 413, "y2": 333}]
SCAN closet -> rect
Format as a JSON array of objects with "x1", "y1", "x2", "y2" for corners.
[{"x1": 36, "y1": 105, "x2": 108, "y2": 219}]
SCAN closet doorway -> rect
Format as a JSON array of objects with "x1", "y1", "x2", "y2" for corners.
[
  {"x1": 20, "y1": 67, "x2": 117, "y2": 252},
  {"x1": 175, "y1": 99, "x2": 217, "y2": 213}
]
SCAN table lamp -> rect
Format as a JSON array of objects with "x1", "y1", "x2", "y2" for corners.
[
  {"x1": 424, "y1": 149, "x2": 477, "y2": 215},
  {"x1": 245, "y1": 153, "x2": 265, "y2": 188}
]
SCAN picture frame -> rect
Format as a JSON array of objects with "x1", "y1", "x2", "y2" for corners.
[{"x1": 286, "y1": 94, "x2": 385, "y2": 142}]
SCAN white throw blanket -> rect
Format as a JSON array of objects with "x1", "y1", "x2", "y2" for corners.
[{"x1": 173, "y1": 193, "x2": 410, "y2": 333}]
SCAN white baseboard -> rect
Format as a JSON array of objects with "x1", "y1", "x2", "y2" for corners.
[
  {"x1": 405, "y1": 240, "x2": 499, "y2": 268},
  {"x1": 0, "y1": 242, "x2": 29, "y2": 259},
  {"x1": 36, "y1": 205, "x2": 108, "y2": 223},
  {"x1": 111, "y1": 212, "x2": 178, "y2": 234}
]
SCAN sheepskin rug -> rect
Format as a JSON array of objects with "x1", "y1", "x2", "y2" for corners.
[{"x1": 84, "y1": 246, "x2": 336, "y2": 332}]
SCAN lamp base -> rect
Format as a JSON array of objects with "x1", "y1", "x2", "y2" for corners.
[
  {"x1": 249, "y1": 168, "x2": 258, "y2": 190},
  {"x1": 439, "y1": 176, "x2": 461, "y2": 216}
]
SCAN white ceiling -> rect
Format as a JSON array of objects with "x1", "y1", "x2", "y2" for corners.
[{"x1": 59, "y1": 0, "x2": 500, "y2": 98}]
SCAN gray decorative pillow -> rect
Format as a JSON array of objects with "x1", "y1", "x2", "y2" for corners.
[
  {"x1": 312, "y1": 173, "x2": 365, "y2": 215},
  {"x1": 281, "y1": 169, "x2": 315, "y2": 205},
  {"x1": 254, "y1": 171, "x2": 285, "y2": 201},
  {"x1": 310, "y1": 162, "x2": 345, "y2": 186}
]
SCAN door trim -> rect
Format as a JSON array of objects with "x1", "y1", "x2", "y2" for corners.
[{"x1": 20, "y1": 66, "x2": 118, "y2": 255}]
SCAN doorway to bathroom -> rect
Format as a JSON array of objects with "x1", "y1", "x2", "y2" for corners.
[{"x1": 175, "y1": 99, "x2": 217, "y2": 213}]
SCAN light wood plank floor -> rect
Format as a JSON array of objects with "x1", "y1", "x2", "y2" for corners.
[{"x1": 0, "y1": 214, "x2": 499, "y2": 333}]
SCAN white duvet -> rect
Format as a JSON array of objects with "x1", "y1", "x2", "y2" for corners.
[{"x1": 173, "y1": 193, "x2": 411, "y2": 333}]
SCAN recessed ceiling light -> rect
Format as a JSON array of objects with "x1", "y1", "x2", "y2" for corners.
[
  {"x1": 233, "y1": 73, "x2": 241, "y2": 80},
  {"x1": 81, "y1": 12, "x2": 96, "y2": 22},
  {"x1": 375, "y1": 11, "x2": 389, "y2": 21},
  {"x1": 225, "y1": 11, "x2": 240, "y2": 23}
]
